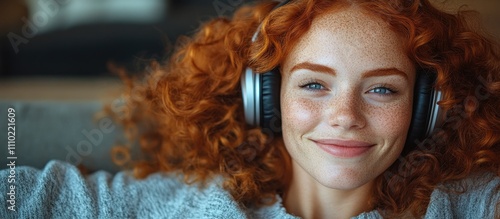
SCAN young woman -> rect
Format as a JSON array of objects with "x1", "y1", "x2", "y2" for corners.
[{"x1": 2, "y1": 0, "x2": 500, "y2": 218}]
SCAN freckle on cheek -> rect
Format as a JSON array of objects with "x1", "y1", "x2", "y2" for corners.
[
  {"x1": 369, "y1": 103, "x2": 412, "y2": 136},
  {"x1": 284, "y1": 97, "x2": 318, "y2": 128}
]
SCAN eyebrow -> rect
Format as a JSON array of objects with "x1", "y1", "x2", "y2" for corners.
[
  {"x1": 361, "y1": 68, "x2": 409, "y2": 80},
  {"x1": 290, "y1": 62, "x2": 408, "y2": 80},
  {"x1": 290, "y1": 62, "x2": 336, "y2": 75}
]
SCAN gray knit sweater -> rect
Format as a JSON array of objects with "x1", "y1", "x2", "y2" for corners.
[{"x1": 1, "y1": 160, "x2": 499, "y2": 218}]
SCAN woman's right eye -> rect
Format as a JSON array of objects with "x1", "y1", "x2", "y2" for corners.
[{"x1": 299, "y1": 82, "x2": 325, "y2": 91}]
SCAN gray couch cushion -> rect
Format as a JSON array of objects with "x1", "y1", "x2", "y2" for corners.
[{"x1": 0, "y1": 100, "x2": 126, "y2": 173}]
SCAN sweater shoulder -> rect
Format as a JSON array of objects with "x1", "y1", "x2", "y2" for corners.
[
  {"x1": 425, "y1": 172, "x2": 500, "y2": 218},
  {"x1": 0, "y1": 160, "x2": 247, "y2": 218}
]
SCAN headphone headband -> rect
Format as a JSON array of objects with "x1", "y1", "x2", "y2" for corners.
[{"x1": 251, "y1": 0, "x2": 291, "y2": 43}]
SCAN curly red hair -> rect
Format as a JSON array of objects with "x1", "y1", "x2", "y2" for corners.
[{"x1": 110, "y1": 0, "x2": 500, "y2": 217}]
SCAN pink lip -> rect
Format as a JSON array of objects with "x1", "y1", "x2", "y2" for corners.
[{"x1": 312, "y1": 139, "x2": 375, "y2": 158}]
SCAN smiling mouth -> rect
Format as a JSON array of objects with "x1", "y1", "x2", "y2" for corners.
[{"x1": 311, "y1": 139, "x2": 376, "y2": 158}]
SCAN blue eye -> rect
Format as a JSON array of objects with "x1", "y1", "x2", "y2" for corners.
[
  {"x1": 370, "y1": 87, "x2": 395, "y2": 95},
  {"x1": 300, "y1": 83, "x2": 325, "y2": 91}
]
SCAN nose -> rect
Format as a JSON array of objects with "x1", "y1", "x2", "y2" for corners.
[{"x1": 327, "y1": 90, "x2": 366, "y2": 130}]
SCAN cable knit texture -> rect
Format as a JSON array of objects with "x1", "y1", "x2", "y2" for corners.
[{"x1": 1, "y1": 161, "x2": 499, "y2": 218}]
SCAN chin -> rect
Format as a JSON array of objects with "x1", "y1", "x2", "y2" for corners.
[{"x1": 312, "y1": 166, "x2": 377, "y2": 190}]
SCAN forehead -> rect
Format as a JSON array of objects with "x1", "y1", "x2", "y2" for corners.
[
  {"x1": 314, "y1": 6, "x2": 402, "y2": 45},
  {"x1": 283, "y1": 6, "x2": 414, "y2": 75}
]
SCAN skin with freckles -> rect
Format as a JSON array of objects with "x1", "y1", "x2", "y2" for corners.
[{"x1": 280, "y1": 6, "x2": 415, "y2": 219}]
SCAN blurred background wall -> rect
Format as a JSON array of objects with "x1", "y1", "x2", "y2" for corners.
[
  {"x1": 0, "y1": 0, "x2": 254, "y2": 100},
  {"x1": 0, "y1": 0, "x2": 230, "y2": 79}
]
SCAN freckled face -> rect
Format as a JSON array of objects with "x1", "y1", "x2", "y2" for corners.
[{"x1": 281, "y1": 7, "x2": 415, "y2": 189}]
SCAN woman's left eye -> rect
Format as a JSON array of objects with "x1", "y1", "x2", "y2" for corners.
[{"x1": 369, "y1": 87, "x2": 395, "y2": 95}]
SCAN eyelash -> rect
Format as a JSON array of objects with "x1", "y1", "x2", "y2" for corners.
[
  {"x1": 368, "y1": 84, "x2": 397, "y2": 95},
  {"x1": 299, "y1": 80, "x2": 326, "y2": 91}
]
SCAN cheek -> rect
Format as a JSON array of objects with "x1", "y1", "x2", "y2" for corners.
[
  {"x1": 281, "y1": 94, "x2": 320, "y2": 135},
  {"x1": 368, "y1": 101, "x2": 413, "y2": 141}
]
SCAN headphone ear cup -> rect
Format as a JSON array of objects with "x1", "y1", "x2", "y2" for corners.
[
  {"x1": 260, "y1": 69, "x2": 282, "y2": 134},
  {"x1": 403, "y1": 69, "x2": 437, "y2": 155}
]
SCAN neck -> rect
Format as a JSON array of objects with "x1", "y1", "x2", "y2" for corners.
[{"x1": 283, "y1": 161, "x2": 375, "y2": 219}]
